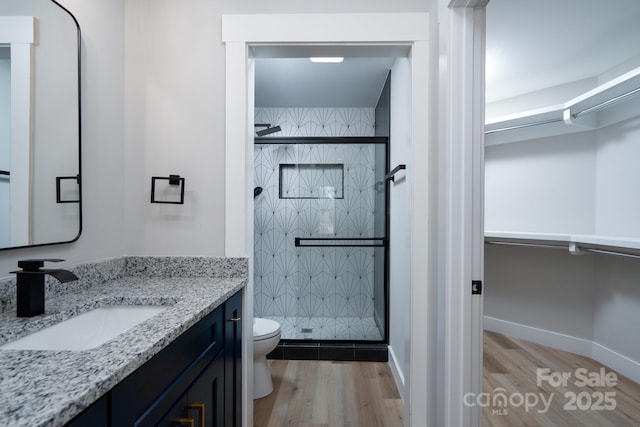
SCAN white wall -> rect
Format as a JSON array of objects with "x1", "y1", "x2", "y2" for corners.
[
  {"x1": 484, "y1": 244, "x2": 596, "y2": 341},
  {"x1": 593, "y1": 254, "x2": 640, "y2": 363},
  {"x1": 485, "y1": 131, "x2": 597, "y2": 234},
  {"x1": 388, "y1": 56, "x2": 412, "y2": 401},
  {"x1": 486, "y1": 77, "x2": 596, "y2": 121},
  {"x1": 595, "y1": 115, "x2": 640, "y2": 237},
  {"x1": 0, "y1": 0, "x2": 125, "y2": 278},
  {"x1": 486, "y1": 110, "x2": 640, "y2": 240},
  {"x1": 123, "y1": 0, "x2": 226, "y2": 256}
]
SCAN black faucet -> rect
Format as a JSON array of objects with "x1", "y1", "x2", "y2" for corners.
[{"x1": 11, "y1": 259, "x2": 79, "y2": 317}]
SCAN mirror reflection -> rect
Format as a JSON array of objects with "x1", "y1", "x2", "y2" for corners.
[{"x1": 0, "y1": 0, "x2": 81, "y2": 250}]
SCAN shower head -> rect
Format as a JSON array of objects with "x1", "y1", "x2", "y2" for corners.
[
  {"x1": 256, "y1": 125, "x2": 282, "y2": 137},
  {"x1": 254, "y1": 186, "x2": 263, "y2": 199}
]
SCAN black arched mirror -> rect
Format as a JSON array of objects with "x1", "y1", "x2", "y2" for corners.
[{"x1": 0, "y1": 0, "x2": 81, "y2": 250}]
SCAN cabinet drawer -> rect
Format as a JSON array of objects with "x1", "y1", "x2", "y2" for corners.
[
  {"x1": 111, "y1": 305, "x2": 224, "y2": 425},
  {"x1": 154, "y1": 350, "x2": 226, "y2": 427}
]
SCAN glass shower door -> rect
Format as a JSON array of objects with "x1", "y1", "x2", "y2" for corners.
[{"x1": 254, "y1": 139, "x2": 387, "y2": 342}]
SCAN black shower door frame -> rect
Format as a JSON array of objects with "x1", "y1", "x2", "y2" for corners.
[{"x1": 254, "y1": 136, "x2": 390, "y2": 346}]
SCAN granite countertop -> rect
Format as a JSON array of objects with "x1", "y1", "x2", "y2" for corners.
[{"x1": 0, "y1": 257, "x2": 247, "y2": 427}]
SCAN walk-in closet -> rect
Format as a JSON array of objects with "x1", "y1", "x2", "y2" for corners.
[{"x1": 485, "y1": 0, "x2": 640, "y2": 390}]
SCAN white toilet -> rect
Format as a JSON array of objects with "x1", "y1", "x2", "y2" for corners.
[{"x1": 253, "y1": 317, "x2": 281, "y2": 399}]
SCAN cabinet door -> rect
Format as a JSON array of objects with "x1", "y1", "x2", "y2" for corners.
[
  {"x1": 156, "y1": 351, "x2": 225, "y2": 427},
  {"x1": 224, "y1": 291, "x2": 243, "y2": 427},
  {"x1": 186, "y1": 350, "x2": 225, "y2": 427},
  {"x1": 156, "y1": 394, "x2": 189, "y2": 427},
  {"x1": 112, "y1": 306, "x2": 224, "y2": 426}
]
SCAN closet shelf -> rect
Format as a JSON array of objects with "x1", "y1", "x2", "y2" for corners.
[
  {"x1": 485, "y1": 66, "x2": 640, "y2": 146},
  {"x1": 485, "y1": 231, "x2": 640, "y2": 259},
  {"x1": 566, "y1": 66, "x2": 640, "y2": 119}
]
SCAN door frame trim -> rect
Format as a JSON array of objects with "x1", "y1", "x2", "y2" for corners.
[
  {"x1": 221, "y1": 9, "x2": 487, "y2": 426},
  {"x1": 222, "y1": 12, "x2": 434, "y2": 427}
]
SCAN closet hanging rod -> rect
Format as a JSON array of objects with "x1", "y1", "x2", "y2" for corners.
[
  {"x1": 486, "y1": 240, "x2": 640, "y2": 259},
  {"x1": 0, "y1": 170, "x2": 9, "y2": 176},
  {"x1": 385, "y1": 164, "x2": 406, "y2": 182},
  {"x1": 572, "y1": 86, "x2": 640, "y2": 118},
  {"x1": 485, "y1": 241, "x2": 567, "y2": 250},
  {"x1": 582, "y1": 248, "x2": 640, "y2": 260},
  {"x1": 484, "y1": 118, "x2": 564, "y2": 135}
]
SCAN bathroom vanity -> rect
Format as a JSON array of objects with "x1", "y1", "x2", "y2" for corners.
[{"x1": 0, "y1": 257, "x2": 246, "y2": 427}]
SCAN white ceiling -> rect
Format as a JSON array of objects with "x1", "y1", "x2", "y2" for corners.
[
  {"x1": 255, "y1": 57, "x2": 395, "y2": 108},
  {"x1": 486, "y1": 0, "x2": 640, "y2": 103},
  {"x1": 254, "y1": 0, "x2": 640, "y2": 108}
]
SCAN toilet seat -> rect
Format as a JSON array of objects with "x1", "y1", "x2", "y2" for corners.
[{"x1": 253, "y1": 318, "x2": 281, "y2": 341}]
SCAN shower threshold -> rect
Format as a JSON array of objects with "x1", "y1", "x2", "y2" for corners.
[
  {"x1": 267, "y1": 341, "x2": 388, "y2": 362},
  {"x1": 263, "y1": 316, "x2": 387, "y2": 362}
]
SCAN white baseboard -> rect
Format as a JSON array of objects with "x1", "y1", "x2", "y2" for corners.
[
  {"x1": 387, "y1": 345, "x2": 405, "y2": 404},
  {"x1": 484, "y1": 316, "x2": 640, "y2": 384},
  {"x1": 592, "y1": 342, "x2": 640, "y2": 384},
  {"x1": 483, "y1": 316, "x2": 593, "y2": 357}
]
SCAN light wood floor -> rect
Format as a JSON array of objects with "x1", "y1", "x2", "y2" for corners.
[
  {"x1": 255, "y1": 332, "x2": 640, "y2": 427},
  {"x1": 483, "y1": 330, "x2": 640, "y2": 426},
  {"x1": 254, "y1": 360, "x2": 403, "y2": 427}
]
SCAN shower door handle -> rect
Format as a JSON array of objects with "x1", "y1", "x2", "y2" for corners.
[{"x1": 294, "y1": 237, "x2": 387, "y2": 247}]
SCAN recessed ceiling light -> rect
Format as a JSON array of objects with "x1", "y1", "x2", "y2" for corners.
[{"x1": 309, "y1": 57, "x2": 344, "y2": 63}]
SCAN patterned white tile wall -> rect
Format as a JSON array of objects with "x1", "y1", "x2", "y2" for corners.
[
  {"x1": 255, "y1": 107, "x2": 375, "y2": 137},
  {"x1": 254, "y1": 108, "x2": 382, "y2": 340}
]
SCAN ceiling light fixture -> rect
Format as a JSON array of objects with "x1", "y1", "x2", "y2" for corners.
[{"x1": 309, "y1": 57, "x2": 344, "y2": 63}]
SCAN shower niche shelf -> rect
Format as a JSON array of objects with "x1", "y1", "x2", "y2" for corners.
[{"x1": 279, "y1": 163, "x2": 344, "y2": 199}]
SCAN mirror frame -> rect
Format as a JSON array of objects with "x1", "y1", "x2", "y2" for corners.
[{"x1": 0, "y1": 0, "x2": 82, "y2": 251}]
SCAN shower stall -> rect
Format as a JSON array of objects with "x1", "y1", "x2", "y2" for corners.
[{"x1": 254, "y1": 136, "x2": 389, "y2": 353}]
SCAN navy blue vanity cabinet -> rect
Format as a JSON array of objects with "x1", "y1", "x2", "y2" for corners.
[
  {"x1": 104, "y1": 289, "x2": 242, "y2": 427},
  {"x1": 156, "y1": 290, "x2": 242, "y2": 427},
  {"x1": 186, "y1": 350, "x2": 226, "y2": 426},
  {"x1": 64, "y1": 394, "x2": 108, "y2": 427},
  {"x1": 224, "y1": 290, "x2": 243, "y2": 427},
  {"x1": 110, "y1": 303, "x2": 225, "y2": 426},
  {"x1": 157, "y1": 349, "x2": 226, "y2": 426}
]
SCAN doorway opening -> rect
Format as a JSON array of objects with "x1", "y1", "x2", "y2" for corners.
[
  {"x1": 252, "y1": 50, "x2": 401, "y2": 361},
  {"x1": 222, "y1": 12, "x2": 439, "y2": 425}
]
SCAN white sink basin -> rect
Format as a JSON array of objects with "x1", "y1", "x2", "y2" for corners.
[{"x1": 0, "y1": 305, "x2": 167, "y2": 351}]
